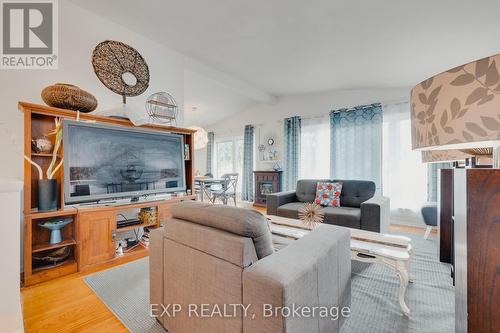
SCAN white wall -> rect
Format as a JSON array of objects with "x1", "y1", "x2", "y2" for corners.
[
  {"x1": 198, "y1": 88, "x2": 410, "y2": 173},
  {"x1": 0, "y1": 180, "x2": 24, "y2": 333},
  {"x1": 0, "y1": 0, "x2": 186, "y2": 181}
]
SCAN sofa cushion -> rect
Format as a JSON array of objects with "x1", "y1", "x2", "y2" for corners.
[
  {"x1": 296, "y1": 179, "x2": 326, "y2": 202},
  {"x1": 278, "y1": 202, "x2": 361, "y2": 229},
  {"x1": 276, "y1": 202, "x2": 303, "y2": 219},
  {"x1": 323, "y1": 206, "x2": 361, "y2": 229},
  {"x1": 171, "y1": 201, "x2": 274, "y2": 259},
  {"x1": 315, "y1": 182, "x2": 343, "y2": 207},
  {"x1": 333, "y1": 179, "x2": 375, "y2": 208}
]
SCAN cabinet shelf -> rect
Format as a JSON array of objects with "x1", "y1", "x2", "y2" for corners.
[
  {"x1": 116, "y1": 222, "x2": 158, "y2": 232},
  {"x1": 31, "y1": 153, "x2": 61, "y2": 158},
  {"x1": 32, "y1": 239, "x2": 76, "y2": 253},
  {"x1": 31, "y1": 258, "x2": 77, "y2": 275},
  {"x1": 28, "y1": 208, "x2": 77, "y2": 219}
]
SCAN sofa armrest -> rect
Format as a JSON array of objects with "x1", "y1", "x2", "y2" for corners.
[
  {"x1": 149, "y1": 227, "x2": 165, "y2": 319},
  {"x1": 266, "y1": 191, "x2": 297, "y2": 215},
  {"x1": 243, "y1": 225, "x2": 351, "y2": 333},
  {"x1": 360, "y1": 196, "x2": 390, "y2": 233}
]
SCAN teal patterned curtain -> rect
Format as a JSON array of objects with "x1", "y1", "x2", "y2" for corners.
[
  {"x1": 427, "y1": 163, "x2": 452, "y2": 202},
  {"x1": 330, "y1": 103, "x2": 383, "y2": 192},
  {"x1": 242, "y1": 125, "x2": 254, "y2": 201},
  {"x1": 206, "y1": 131, "x2": 215, "y2": 175},
  {"x1": 283, "y1": 116, "x2": 301, "y2": 191}
]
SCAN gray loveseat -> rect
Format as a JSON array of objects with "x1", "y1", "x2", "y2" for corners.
[
  {"x1": 150, "y1": 201, "x2": 351, "y2": 333},
  {"x1": 267, "y1": 179, "x2": 390, "y2": 233}
]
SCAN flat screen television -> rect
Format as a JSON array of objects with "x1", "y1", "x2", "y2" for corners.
[{"x1": 63, "y1": 120, "x2": 186, "y2": 204}]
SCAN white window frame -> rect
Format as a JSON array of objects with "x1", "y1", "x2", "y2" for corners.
[{"x1": 214, "y1": 136, "x2": 244, "y2": 177}]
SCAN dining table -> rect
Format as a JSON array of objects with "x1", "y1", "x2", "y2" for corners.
[{"x1": 194, "y1": 177, "x2": 225, "y2": 202}]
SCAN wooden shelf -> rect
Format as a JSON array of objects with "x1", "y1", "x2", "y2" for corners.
[
  {"x1": 32, "y1": 239, "x2": 76, "y2": 253},
  {"x1": 116, "y1": 222, "x2": 158, "y2": 232},
  {"x1": 28, "y1": 208, "x2": 77, "y2": 219},
  {"x1": 31, "y1": 258, "x2": 77, "y2": 277},
  {"x1": 120, "y1": 244, "x2": 148, "y2": 258},
  {"x1": 31, "y1": 153, "x2": 61, "y2": 158}
]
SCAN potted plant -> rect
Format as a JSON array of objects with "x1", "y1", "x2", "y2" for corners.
[{"x1": 24, "y1": 118, "x2": 64, "y2": 211}]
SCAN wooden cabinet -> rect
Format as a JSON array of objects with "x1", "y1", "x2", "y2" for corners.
[
  {"x1": 453, "y1": 169, "x2": 500, "y2": 333},
  {"x1": 20, "y1": 102, "x2": 197, "y2": 285},
  {"x1": 77, "y1": 211, "x2": 116, "y2": 268}
]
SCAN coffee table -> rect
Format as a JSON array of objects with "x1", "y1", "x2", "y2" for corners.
[{"x1": 266, "y1": 215, "x2": 413, "y2": 316}]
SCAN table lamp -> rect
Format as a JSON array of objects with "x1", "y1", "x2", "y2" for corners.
[
  {"x1": 421, "y1": 149, "x2": 472, "y2": 163},
  {"x1": 411, "y1": 53, "x2": 500, "y2": 167}
]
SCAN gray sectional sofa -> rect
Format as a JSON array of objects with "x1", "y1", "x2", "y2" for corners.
[
  {"x1": 150, "y1": 201, "x2": 351, "y2": 333},
  {"x1": 267, "y1": 179, "x2": 390, "y2": 233}
]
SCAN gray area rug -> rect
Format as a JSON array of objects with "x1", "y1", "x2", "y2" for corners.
[{"x1": 84, "y1": 233, "x2": 454, "y2": 333}]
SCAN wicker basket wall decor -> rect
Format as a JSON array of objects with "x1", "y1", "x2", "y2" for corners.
[
  {"x1": 92, "y1": 40, "x2": 150, "y2": 103},
  {"x1": 41, "y1": 83, "x2": 98, "y2": 112}
]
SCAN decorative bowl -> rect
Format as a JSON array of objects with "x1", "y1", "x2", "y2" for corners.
[
  {"x1": 31, "y1": 136, "x2": 53, "y2": 153},
  {"x1": 41, "y1": 83, "x2": 98, "y2": 112},
  {"x1": 39, "y1": 217, "x2": 73, "y2": 244},
  {"x1": 32, "y1": 246, "x2": 71, "y2": 267}
]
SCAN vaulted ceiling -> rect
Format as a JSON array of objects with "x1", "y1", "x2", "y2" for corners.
[
  {"x1": 69, "y1": 0, "x2": 500, "y2": 126},
  {"x1": 69, "y1": 0, "x2": 500, "y2": 96}
]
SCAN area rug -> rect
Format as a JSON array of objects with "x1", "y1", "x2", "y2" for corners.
[{"x1": 84, "y1": 233, "x2": 454, "y2": 333}]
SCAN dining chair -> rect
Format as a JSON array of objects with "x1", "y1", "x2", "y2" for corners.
[
  {"x1": 195, "y1": 173, "x2": 215, "y2": 201},
  {"x1": 210, "y1": 173, "x2": 239, "y2": 206}
]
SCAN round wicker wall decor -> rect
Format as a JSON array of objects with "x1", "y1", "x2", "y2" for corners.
[{"x1": 92, "y1": 40, "x2": 150, "y2": 100}]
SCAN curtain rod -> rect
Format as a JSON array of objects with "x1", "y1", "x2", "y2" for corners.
[
  {"x1": 296, "y1": 99, "x2": 410, "y2": 121},
  {"x1": 213, "y1": 99, "x2": 409, "y2": 132}
]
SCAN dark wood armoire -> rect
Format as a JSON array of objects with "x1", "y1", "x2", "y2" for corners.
[{"x1": 453, "y1": 168, "x2": 500, "y2": 333}]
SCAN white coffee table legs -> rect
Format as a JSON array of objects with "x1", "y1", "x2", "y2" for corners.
[
  {"x1": 351, "y1": 250, "x2": 412, "y2": 316},
  {"x1": 395, "y1": 261, "x2": 410, "y2": 316}
]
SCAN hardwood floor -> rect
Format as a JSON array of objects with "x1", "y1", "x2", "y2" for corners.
[
  {"x1": 21, "y1": 205, "x2": 432, "y2": 333},
  {"x1": 21, "y1": 262, "x2": 129, "y2": 333}
]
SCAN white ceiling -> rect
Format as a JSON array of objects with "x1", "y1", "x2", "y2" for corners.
[
  {"x1": 68, "y1": 0, "x2": 500, "y2": 96},
  {"x1": 183, "y1": 69, "x2": 253, "y2": 126}
]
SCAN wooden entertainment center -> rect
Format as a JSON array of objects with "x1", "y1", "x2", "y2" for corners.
[{"x1": 20, "y1": 102, "x2": 196, "y2": 286}]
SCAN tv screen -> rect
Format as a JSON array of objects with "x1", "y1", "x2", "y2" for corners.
[{"x1": 63, "y1": 120, "x2": 186, "y2": 204}]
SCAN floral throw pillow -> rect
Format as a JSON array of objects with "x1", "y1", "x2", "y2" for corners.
[{"x1": 314, "y1": 182, "x2": 343, "y2": 207}]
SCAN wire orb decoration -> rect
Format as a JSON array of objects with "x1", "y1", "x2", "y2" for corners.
[
  {"x1": 146, "y1": 92, "x2": 178, "y2": 125},
  {"x1": 298, "y1": 203, "x2": 325, "y2": 229},
  {"x1": 92, "y1": 40, "x2": 150, "y2": 103}
]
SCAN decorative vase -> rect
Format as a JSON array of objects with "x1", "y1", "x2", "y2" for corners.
[
  {"x1": 41, "y1": 83, "x2": 98, "y2": 112},
  {"x1": 38, "y1": 179, "x2": 57, "y2": 211}
]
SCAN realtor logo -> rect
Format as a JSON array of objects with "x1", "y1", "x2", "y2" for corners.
[{"x1": 1, "y1": 0, "x2": 58, "y2": 69}]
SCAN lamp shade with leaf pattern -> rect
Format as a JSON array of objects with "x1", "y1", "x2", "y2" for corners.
[
  {"x1": 421, "y1": 149, "x2": 473, "y2": 163},
  {"x1": 411, "y1": 53, "x2": 500, "y2": 152}
]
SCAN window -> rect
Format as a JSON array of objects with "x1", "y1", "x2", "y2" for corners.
[
  {"x1": 382, "y1": 102, "x2": 428, "y2": 225},
  {"x1": 300, "y1": 116, "x2": 330, "y2": 179},
  {"x1": 214, "y1": 137, "x2": 244, "y2": 193}
]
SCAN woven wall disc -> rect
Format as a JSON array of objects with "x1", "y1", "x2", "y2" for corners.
[{"x1": 92, "y1": 40, "x2": 150, "y2": 97}]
